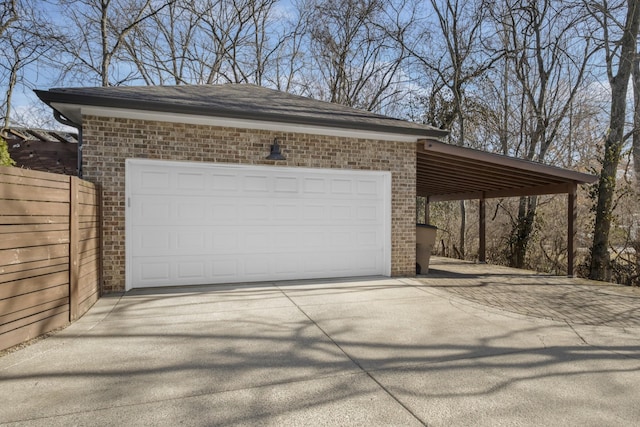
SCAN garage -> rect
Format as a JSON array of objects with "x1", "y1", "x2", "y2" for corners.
[
  {"x1": 36, "y1": 83, "x2": 446, "y2": 292},
  {"x1": 126, "y1": 159, "x2": 391, "y2": 289}
]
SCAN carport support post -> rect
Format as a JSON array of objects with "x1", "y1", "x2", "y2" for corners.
[
  {"x1": 567, "y1": 183, "x2": 577, "y2": 277},
  {"x1": 425, "y1": 197, "x2": 430, "y2": 224},
  {"x1": 479, "y1": 195, "x2": 486, "y2": 264}
]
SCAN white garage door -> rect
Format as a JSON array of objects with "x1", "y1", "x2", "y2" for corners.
[{"x1": 125, "y1": 159, "x2": 391, "y2": 289}]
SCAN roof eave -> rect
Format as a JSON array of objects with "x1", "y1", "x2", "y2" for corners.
[{"x1": 34, "y1": 89, "x2": 449, "y2": 139}]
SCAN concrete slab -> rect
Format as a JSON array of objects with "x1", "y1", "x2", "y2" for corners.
[
  {"x1": 1, "y1": 373, "x2": 425, "y2": 427},
  {"x1": 372, "y1": 349, "x2": 640, "y2": 426},
  {"x1": 1, "y1": 275, "x2": 639, "y2": 426},
  {"x1": 293, "y1": 281, "x2": 584, "y2": 371},
  {"x1": 0, "y1": 290, "x2": 358, "y2": 423}
]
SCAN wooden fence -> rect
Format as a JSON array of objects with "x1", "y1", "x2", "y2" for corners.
[{"x1": 0, "y1": 166, "x2": 101, "y2": 352}]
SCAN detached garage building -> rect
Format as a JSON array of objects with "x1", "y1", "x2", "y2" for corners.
[{"x1": 36, "y1": 84, "x2": 447, "y2": 292}]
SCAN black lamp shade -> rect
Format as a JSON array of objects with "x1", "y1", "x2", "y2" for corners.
[{"x1": 267, "y1": 138, "x2": 286, "y2": 160}]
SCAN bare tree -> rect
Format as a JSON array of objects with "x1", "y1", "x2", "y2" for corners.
[
  {"x1": 296, "y1": 0, "x2": 409, "y2": 112},
  {"x1": 54, "y1": 0, "x2": 173, "y2": 87},
  {"x1": 121, "y1": 1, "x2": 198, "y2": 85},
  {"x1": 0, "y1": 0, "x2": 17, "y2": 37},
  {"x1": 489, "y1": 0, "x2": 595, "y2": 269},
  {"x1": 0, "y1": 1, "x2": 57, "y2": 128},
  {"x1": 1, "y1": 30, "x2": 40, "y2": 127},
  {"x1": 587, "y1": 0, "x2": 640, "y2": 281},
  {"x1": 179, "y1": 0, "x2": 279, "y2": 85},
  {"x1": 268, "y1": 3, "x2": 310, "y2": 93},
  {"x1": 399, "y1": 0, "x2": 500, "y2": 257}
]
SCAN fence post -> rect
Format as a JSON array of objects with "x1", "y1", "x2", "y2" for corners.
[{"x1": 69, "y1": 176, "x2": 79, "y2": 321}]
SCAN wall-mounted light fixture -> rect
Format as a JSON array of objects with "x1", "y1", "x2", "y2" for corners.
[{"x1": 266, "y1": 138, "x2": 286, "y2": 160}]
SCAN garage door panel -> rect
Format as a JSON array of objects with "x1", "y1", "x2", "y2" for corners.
[
  {"x1": 139, "y1": 170, "x2": 170, "y2": 190},
  {"x1": 211, "y1": 173, "x2": 238, "y2": 191},
  {"x1": 357, "y1": 231, "x2": 378, "y2": 246},
  {"x1": 211, "y1": 258, "x2": 239, "y2": 278},
  {"x1": 357, "y1": 179, "x2": 379, "y2": 195},
  {"x1": 353, "y1": 251, "x2": 381, "y2": 271},
  {"x1": 132, "y1": 250, "x2": 383, "y2": 288},
  {"x1": 244, "y1": 175, "x2": 269, "y2": 192},
  {"x1": 303, "y1": 256, "x2": 330, "y2": 274},
  {"x1": 243, "y1": 204, "x2": 271, "y2": 220},
  {"x1": 212, "y1": 204, "x2": 238, "y2": 222},
  {"x1": 132, "y1": 225, "x2": 383, "y2": 256},
  {"x1": 244, "y1": 231, "x2": 271, "y2": 250},
  {"x1": 272, "y1": 253, "x2": 302, "y2": 274},
  {"x1": 176, "y1": 231, "x2": 206, "y2": 251},
  {"x1": 135, "y1": 230, "x2": 171, "y2": 251},
  {"x1": 177, "y1": 203, "x2": 207, "y2": 221},
  {"x1": 274, "y1": 204, "x2": 299, "y2": 220},
  {"x1": 303, "y1": 177, "x2": 325, "y2": 193},
  {"x1": 331, "y1": 179, "x2": 352, "y2": 194},
  {"x1": 134, "y1": 195, "x2": 385, "y2": 224},
  {"x1": 177, "y1": 172, "x2": 206, "y2": 190},
  {"x1": 127, "y1": 160, "x2": 390, "y2": 289},
  {"x1": 357, "y1": 205, "x2": 380, "y2": 221},
  {"x1": 275, "y1": 176, "x2": 298, "y2": 192},
  {"x1": 302, "y1": 205, "x2": 326, "y2": 221},
  {"x1": 138, "y1": 200, "x2": 170, "y2": 222},
  {"x1": 329, "y1": 231, "x2": 354, "y2": 246},
  {"x1": 278, "y1": 231, "x2": 299, "y2": 248},
  {"x1": 139, "y1": 261, "x2": 171, "y2": 282},
  {"x1": 177, "y1": 261, "x2": 206, "y2": 280},
  {"x1": 212, "y1": 232, "x2": 240, "y2": 252}
]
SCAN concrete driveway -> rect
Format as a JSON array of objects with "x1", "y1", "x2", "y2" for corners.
[{"x1": 1, "y1": 270, "x2": 639, "y2": 426}]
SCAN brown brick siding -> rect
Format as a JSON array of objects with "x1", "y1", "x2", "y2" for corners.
[{"x1": 82, "y1": 116, "x2": 416, "y2": 292}]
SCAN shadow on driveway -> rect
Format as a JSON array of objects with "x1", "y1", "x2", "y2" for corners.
[{"x1": 1, "y1": 274, "x2": 639, "y2": 426}]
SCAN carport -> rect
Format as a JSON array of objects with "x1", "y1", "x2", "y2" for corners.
[{"x1": 416, "y1": 139, "x2": 597, "y2": 276}]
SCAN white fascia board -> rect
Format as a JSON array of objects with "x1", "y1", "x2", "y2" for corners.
[{"x1": 65, "y1": 104, "x2": 422, "y2": 143}]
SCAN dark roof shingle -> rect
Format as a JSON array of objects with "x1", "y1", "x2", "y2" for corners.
[{"x1": 35, "y1": 84, "x2": 448, "y2": 139}]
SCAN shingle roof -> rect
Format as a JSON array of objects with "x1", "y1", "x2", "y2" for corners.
[
  {"x1": 34, "y1": 84, "x2": 448, "y2": 139},
  {"x1": 3, "y1": 128, "x2": 78, "y2": 176}
]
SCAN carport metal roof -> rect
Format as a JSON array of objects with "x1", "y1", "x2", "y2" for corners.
[
  {"x1": 416, "y1": 138, "x2": 597, "y2": 277},
  {"x1": 417, "y1": 139, "x2": 596, "y2": 202}
]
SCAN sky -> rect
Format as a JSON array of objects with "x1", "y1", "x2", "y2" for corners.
[{"x1": 7, "y1": 0, "x2": 299, "y2": 129}]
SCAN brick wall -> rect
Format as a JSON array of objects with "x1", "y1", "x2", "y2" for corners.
[{"x1": 82, "y1": 116, "x2": 416, "y2": 292}]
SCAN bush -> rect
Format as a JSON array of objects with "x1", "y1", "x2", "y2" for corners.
[{"x1": 0, "y1": 136, "x2": 16, "y2": 166}]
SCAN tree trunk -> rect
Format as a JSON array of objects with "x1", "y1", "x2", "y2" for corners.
[
  {"x1": 510, "y1": 196, "x2": 537, "y2": 269},
  {"x1": 0, "y1": 0, "x2": 17, "y2": 38},
  {"x1": 633, "y1": 61, "x2": 640, "y2": 281},
  {"x1": 589, "y1": 0, "x2": 640, "y2": 281},
  {"x1": 100, "y1": 0, "x2": 109, "y2": 87},
  {"x1": 589, "y1": 129, "x2": 624, "y2": 281},
  {"x1": 633, "y1": 54, "x2": 640, "y2": 186}
]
